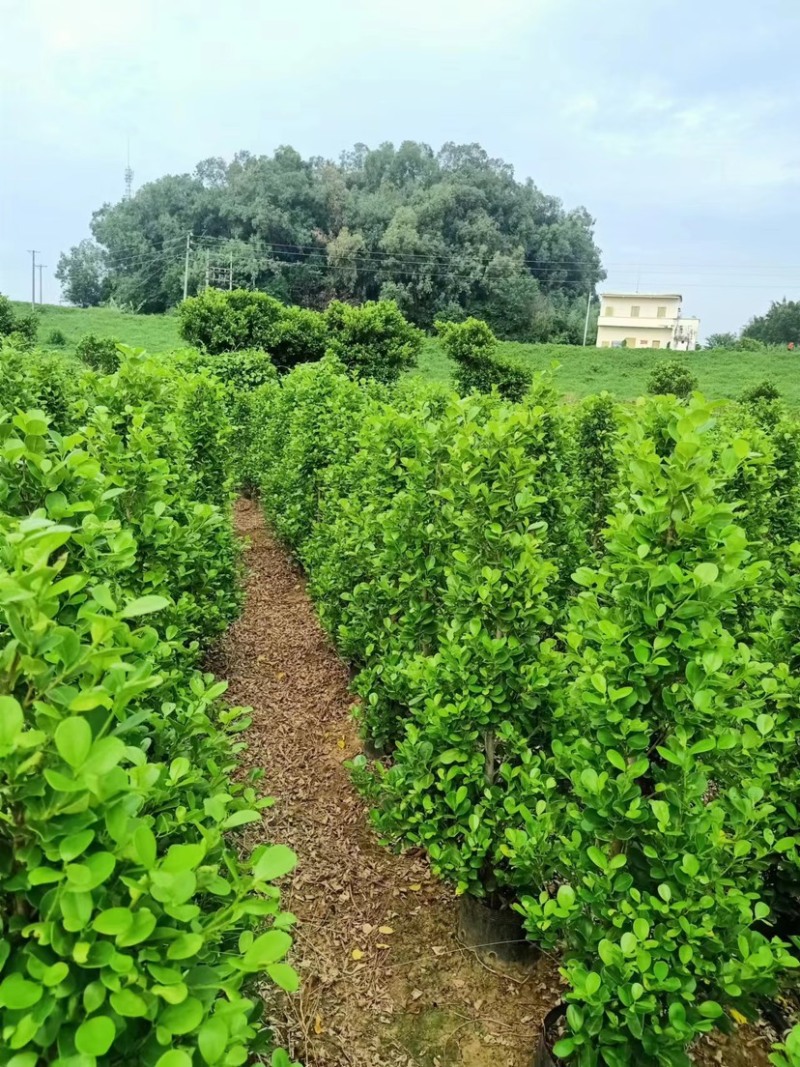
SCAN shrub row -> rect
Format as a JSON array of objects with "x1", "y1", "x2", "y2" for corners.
[
  {"x1": 0, "y1": 348, "x2": 299, "y2": 1067},
  {"x1": 248, "y1": 357, "x2": 800, "y2": 1065},
  {"x1": 178, "y1": 288, "x2": 423, "y2": 384}
]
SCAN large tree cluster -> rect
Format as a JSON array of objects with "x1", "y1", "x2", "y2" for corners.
[{"x1": 58, "y1": 141, "x2": 605, "y2": 341}]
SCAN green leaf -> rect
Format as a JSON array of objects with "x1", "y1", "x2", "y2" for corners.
[
  {"x1": 0, "y1": 696, "x2": 23, "y2": 750},
  {"x1": 93, "y1": 907, "x2": 134, "y2": 936},
  {"x1": 587, "y1": 846, "x2": 607, "y2": 871},
  {"x1": 552, "y1": 1039, "x2": 577, "y2": 1057},
  {"x1": 54, "y1": 716, "x2": 93, "y2": 768},
  {"x1": 694, "y1": 562, "x2": 719, "y2": 585},
  {"x1": 606, "y1": 750, "x2": 626, "y2": 772},
  {"x1": 267, "y1": 963, "x2": 300, "y2": 992},
  {"x1": 242, "y1": 930, "x2": 292, "y2": 970},
  {"x1": 120, "y1": 595, "x2": 170, "y2": 619},
  {"x1": 198, "y1": 1017, "x2": 228, "y2": 1065},
  {"x1": 556, "y1": 884, "x2": 575, "y2": 909},
  {"x1": 167, "y1": 933, "x2": 204, "y2": 960},
  {"x1": 0, "y1": 974, "x2": 42, "y2": 1009},
  {"x1": 682, "y1": 854, "x2": 700, "y2": 877},
  {"x1": 253, "y1": 845, "x2": 297, "y2": 882},
  {"x1": 110, "y1": 989, "x2": 148, "y2": 1017},
  {"x1": 160, "y1": 996, "x2": 204, "y2": 1035},
  {"x1": 75, "y1": 1016, "x2": 116, "y2": 1056},
  {"x1": 156, "y1": 1053, "x2": 193, "y2": 1067}
]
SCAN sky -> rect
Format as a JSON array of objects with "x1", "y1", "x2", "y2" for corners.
[{"x1": 1, "y1": 0, "x2": 799, "y2": 337}]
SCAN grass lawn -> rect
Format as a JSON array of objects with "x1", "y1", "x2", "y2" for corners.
[
  {"x1": 13, "y1": 301, "x2": 182, "y2": 351},
  {"x1": 417, "y1": 338, "x2": 800, "y2": 405},
  {"x1": 18, "y1": 302, "x2": 797, "y2": 405}
]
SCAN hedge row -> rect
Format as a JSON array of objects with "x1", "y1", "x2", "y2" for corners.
[
  {"x1": 248, "y1": 357, "x2": 800, "y2": 1065},
  {"x1": 0, "y1": 346, "x2": 299, "y2": 1067}
]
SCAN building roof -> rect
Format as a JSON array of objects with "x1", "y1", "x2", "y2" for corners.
[{"x1": 601, "y1": 292, "x2": 683, "y2": 301}]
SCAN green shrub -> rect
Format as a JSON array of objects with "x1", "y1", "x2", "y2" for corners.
[
  {"x1": 76, "y1": 333, "x2": 122, "y2": 374},
  {"x1": 437, "y1": 317, "x2": 532, "y2": 401},
  {"x1": 178, "y1": 289, "x2": 326, "y2": 370},
  {"x1": 517, "y1": 397, "x2": 797, "y2": 1064},
  {"x1": 741, "y1": 379, "x2": 781, "y2": 406},
  {"x1": 47, "y1": 327, "x2": 68, "y2": 346},
  {"x1": 357, "y1": 398, "x2": 577, "y2": 897},
  {"x1": 0, "y1": 505, "x2": 297, "y2": 1067},
  {"x1": 270, "y1": 305, "x2": 328, "y2": 369},
  {"x1": 571, "y1": 392, "x2": 620, "y2": 554},
  {"x1": 0, "y1": 348, "x2": 85, "y2": 433},
  {"x1": 325, "y1": 299, "x2": 423, "y2": 383},
  {"x1": 249, "y1": 354, "x2": 377, "y2": 553},
  {"x1": 646, "y1": 359, "x2": 698, "y2": 398},
  {"x1": 0, "y1": 293, "x2": 15, "y2": 336}
]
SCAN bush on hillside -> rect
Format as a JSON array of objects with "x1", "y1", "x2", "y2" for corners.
[
  {"x1": 47, "y1": 327, "x2": 67, "y2": 346},
  {"x1": 437, "y1": 317, "x2": 532, "y2": 401},
  {"x1": 0, "y1": 293, "x2": 15, "y2": 335},
  {"x1": 178, "y1": 288, "x2": 326, "y2": 370},
  {"x1": 325, "y1": 299, "x2": 423, "y2": 383},
  {"x1": 76, "y1": 332, "x2": 122, "y2": 374},
  {"x1": 741, "y1": 379, "x2": 781, "y2": 406},
  {"x1": 646, "y1": 358, "x2": 698, "y2": 398}
]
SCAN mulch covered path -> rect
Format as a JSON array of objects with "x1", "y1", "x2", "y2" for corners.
[
  {"x1": 208, "y1": 499, "x2": 560, "y2": 1067},
  {"x1": 209, "y1": 498, "x2": 776, "y2": 1067}
]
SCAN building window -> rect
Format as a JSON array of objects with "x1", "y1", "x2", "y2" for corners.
[
  {"x1": 601, "y1": 341, "x2": 610, "y2": 348},
  {"x1": 652, "y1": 340, "x2": 661, "y2": 349},
  {"x1": 605, "y1": 305, "x2": 615, "y2": 317},
  {"x1": 625, "y1": 337, "x2": 636, "y2": 348},
  {"x1": 639, "y1": 339, "x2": 649, "y2": 346},
  {"x1": 631, "y1": 305, "x2": 640, "y2": 317},
  {"x1": 657, "y1": 306, "x2": 667, "y2": 318}
]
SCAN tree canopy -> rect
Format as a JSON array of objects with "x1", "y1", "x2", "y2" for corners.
[
  {"x1": 743, "y1": 298, "x2": 800, "y2": 346},
  {"x1": 60, "y1": 141, "x2": 605, "y2": 340}
]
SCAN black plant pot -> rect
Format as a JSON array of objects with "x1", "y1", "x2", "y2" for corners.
[
  {"x1": 362, "y1": 736, "x2": 388, "y2": 761},
  {"x1": 533, "y1": 1004, "x2": 567, "y2": 1067},
  {"x1": 456, "y1": 893, "x2": 539, "y2": 966}
]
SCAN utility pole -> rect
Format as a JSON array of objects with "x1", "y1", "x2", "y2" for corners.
[
  {"x1": 37, "y1": 264, "x2": 47, "y2": 306},
  {"x1": 228, "y1": 252, "x2": 233, "y2": 290},
  {"x1": 204, "y1": 250, "x2": 210, "y2": 292},
  {"x1": 182, "y1": 233, "x2": 192, "y2": 301},
  {"x1": 582, "y1": 291, "x2": 593, "y2": 346},
  {"x1": 27, "y1": 250, "x2": 40, "y2": 311}
]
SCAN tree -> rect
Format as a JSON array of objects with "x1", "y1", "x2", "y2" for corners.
[
  {"x1": 60, "y1": 141, "x2": 606, "y2": 338},
  {"x1": 705, "y1": 331, "x2": 738, "y2": 349},
  {"x1": 743, "y1": 299, "x2": 800, "y2": 346},
  {"x1": 54, "y1": 240, "x2": 109, "y2": 306}
]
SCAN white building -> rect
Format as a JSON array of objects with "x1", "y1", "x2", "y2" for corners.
[{"x1": 596, "y1": 293, "x2": 700, "y2": 351}]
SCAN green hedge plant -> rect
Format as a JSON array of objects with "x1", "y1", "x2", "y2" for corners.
[{"x1": 517, "y1": 397, "x2": 798, "y2": 1065}]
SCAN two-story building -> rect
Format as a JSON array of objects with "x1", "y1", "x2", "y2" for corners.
[{"x1": 596, "y1": 292, "x2": 700, "y2": 351}]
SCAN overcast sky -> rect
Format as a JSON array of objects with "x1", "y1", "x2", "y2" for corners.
[{"x1": 1, "y1": 0, "x2": 798, "y2": 336}]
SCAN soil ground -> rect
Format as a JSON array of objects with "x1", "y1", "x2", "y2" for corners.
[{"x1": 210, "y1": 498, "x2": 780, "y2": 1067}]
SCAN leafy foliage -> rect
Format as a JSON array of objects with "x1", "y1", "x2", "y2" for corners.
[
  {"x1": 646, "y1": 360, "x2": 698, "y2": 398},
  {"x1": 325, "y1": 299, "x2": 423, "y2": 383},
  {"x1": 743, "y1": 299, "x2": 800, "y2": 346},
  {"x1": 248, "y1": 360, "x2": 800, "y2": 1064},
  {"x1": 63, "y1": 141, "x2": 605, "y2": 338},
  {"x1": 437, "y1": 317, "x2": 532, "y2": 401},
  {"x1": 76, "y1": 333, "x2": 122, "y2": 374},
  {"x1": 0, "y1": 348, "x2": 298, "y2": 1065},
  {"x1": 55, "y1": 239, "x2": 110, "y2": 307}
]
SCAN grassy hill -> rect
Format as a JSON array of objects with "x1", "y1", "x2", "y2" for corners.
[
  {"x1": 18, "y1": 302, "x2": 798, "y2": 405},
  {"x1": 14, "y1": 301, "x2": 182, "y2": 351}
]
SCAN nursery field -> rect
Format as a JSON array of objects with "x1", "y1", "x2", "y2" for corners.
[
  {"x1": 14, "y1": 300, "x2": 800, "y2": 404},
  {"x1": 2, "y1": 290, "x2": 800, "y2": 1066}
]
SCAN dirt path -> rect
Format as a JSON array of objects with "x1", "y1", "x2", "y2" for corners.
[
  {"x1": 209, "y1": 499, "x2": 560, "y2": 1067},
  {"x1": 210, "y1": 499, "x2": 777, "y2": 1067}
]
